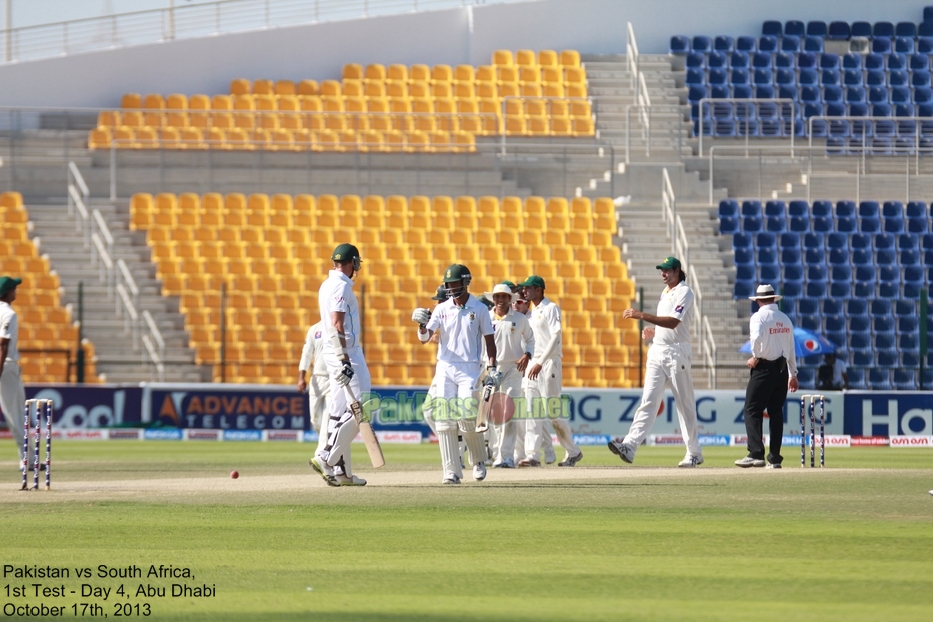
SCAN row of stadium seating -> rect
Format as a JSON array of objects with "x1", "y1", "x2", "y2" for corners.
[
  {"x1": 721, "y1": 197, "x2": 932, "y2": 389},
  {"x1": 0, "y1": 192, "x2": 102, "y2": 383},
  {"x1": 130, "y1": 192, "x2": 638, "y2": 387},
  {"x1": 88, "y1": 50, "x2": 594, "y2": 150}
]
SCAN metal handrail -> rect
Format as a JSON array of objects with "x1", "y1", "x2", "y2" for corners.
[
  {"x1": 68, "y1": 161, "x2": 89, "y2": 199},
  {"x1": 142, "y1": 310, "x2": 166, "y2": 364},
  {"x1": 626, "y1": 22, "x2": 639, "y2": 92},
  {"x1": 117, "y1": 259, "x2": 140, "y2": 308},
  {"x1": 92, "y1": 209, "x2": 114, "y2": 258},
  {"x1": 702, "y1": 315, "x2": 717, "y2": 389},
  {"x1": 67, "y1": 184, "x2": 90, "y2": 249},
  {"x1": 90, "y1": 232, "x2": 115, "y2": 293},
  {"x1": 1, "y1": 0, "x2": 532, "y2": 64},
  {"x1": 661, "y1": 167, "x2": 677, "y2": 250},
  {"x1": 115, "y1": 282, "x2": 140, "y2": 350},
  {"x1": 141, "y1": 334, "x2": 166, "y2": 383},
  {"x1": 623, "y1": 103, "x2": 684, "y2": 163},
  {"x1": 697, "y1": 97, "x2": 797, "y2": 157}
]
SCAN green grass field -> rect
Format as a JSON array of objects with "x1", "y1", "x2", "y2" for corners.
[{"x1": 1, "y1": 442, "x2": 931, "y2": 621}]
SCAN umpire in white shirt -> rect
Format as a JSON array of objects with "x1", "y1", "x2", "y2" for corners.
[{"x1": 736, "y1": 284, "x2": 799, "y2": 469}]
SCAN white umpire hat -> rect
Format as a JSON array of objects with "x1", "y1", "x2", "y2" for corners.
[
  {"x1": 748, "y1": 284, "x2": 783, "y2": 301},
  {"x1": 484, "y1": 283, "x2": 519, "y2": 302}
]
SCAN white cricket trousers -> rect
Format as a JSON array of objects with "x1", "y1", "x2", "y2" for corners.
[
  {"x1": 309, "y1": 374, "x2": 331, "y2": 455},
  {"x1": 490, "y1": 362, "x2": 522, "y2": 464},
  {"x1": 430, "y1": 360, "x2": 485, "y2": 481},
  {"x1": 523, "y1": 358, "x2": 579, "y2": 461},
  {"x1": 0, "y1": 362, "x2": 26, "y2": 462},
  {"x1": 318, "y1": 349, "x2": 371, "y2": 476},
  {"x1": 623, "y1": 343, "x2": 702, "y2": 456}
]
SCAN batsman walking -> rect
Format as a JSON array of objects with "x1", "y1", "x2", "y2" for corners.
[
  {"x1": 309, "y1": 244, "x2": 370, "y2": 487},
  {"x1": 297, "y1": 320, "x2": 331, "y2": 456}
]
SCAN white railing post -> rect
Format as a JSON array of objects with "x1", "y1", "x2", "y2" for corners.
[{"x1": 68, "y1": 184, "x2": 90, "y2": 249}]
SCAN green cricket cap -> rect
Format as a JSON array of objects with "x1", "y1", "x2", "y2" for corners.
[
  {"x1": 656, "y1": 256, "x2": 682, "y2": 270},
  {"x1": 499, "y1": 280, "x2": 517, "y2": 290},
  {"x1": 443, "y1": 264, "x2": 472, "y2": 282},
  {"x1": 331, "y1": 243, "x2": 360, "y2": 262},
  {"x1": 431, "y1": 285, "x2": 447, "y2": 301},
  {"x1": 517, "y1": 275, "x2": 546, "y2": 289},
  {"x1": 0, "y1": 276, "x2": 22, "y2": 296}
]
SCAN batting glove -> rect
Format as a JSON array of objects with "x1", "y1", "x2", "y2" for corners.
[
  {"x1": 411, "y1": 308, "x2": 431, "y2": 326},
  {"x1": 335, "y1": 360, "x2": 354, "y2": 387},
  {"x1": 483, "y1": 367, "x2": 502, "y2": 389}
]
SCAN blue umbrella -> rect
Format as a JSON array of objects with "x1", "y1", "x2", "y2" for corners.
[{"x1": 739, "y1": 327, "x2": 837, "y2": 357}]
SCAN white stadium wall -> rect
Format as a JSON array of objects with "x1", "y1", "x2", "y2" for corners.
[{"x1": 0, "y1": 0, "x2": 928, "y2": 108}]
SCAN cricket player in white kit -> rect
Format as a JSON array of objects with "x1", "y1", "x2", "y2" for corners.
[
  {"x1": 419, "y1": 285, "x2": 448, "y2": 437},
  {"x1": 484, "y1": 283, "x2": 534, "y2": 468},
  {"x1": 517, "y1": 275, "x2": 583, "y2": 467},
  {"x1": 309, "y1": 244, "x2": 370, "y2": 487},
  {"x1": 0, "y1": 276, "x2": 28, "y2": 467},
  {"x1": 412, "y1": 264, "x2": 499, "y2": 485},
  {"x1": 297, "y1": 320, "x2": 330, "y2": 455},
  {"x1": 608, "y1": 257, "x2": 703, "y2": 467}
]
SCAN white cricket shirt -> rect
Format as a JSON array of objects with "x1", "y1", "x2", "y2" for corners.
[
  {"x1": 0, "y1": 301, "x2": 19, "y2": 362},
  {"x1": 653, "y1": 280, "x2": 694, "y2": 356},
  {"x1": 318, "y1": 270, "x2": 361, "y2": 361},
  {"x1": 426, "y1": 294, "x2": 494, "y2": 364},
  {"x1": 529, "y1": 297, "x2": 562, "y2": 362},
  {"x1": 488, "y1": 307, "x2": 535, "y2": 365},
  {"x1": 749, "y1": 303, "x2": 798, "y2": 376},
  {"x1": 299, "y1": 321, "x2": 328, "y2": 376}
]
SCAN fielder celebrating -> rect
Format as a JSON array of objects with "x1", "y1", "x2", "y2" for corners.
[
  {"x1": 0, "y1": 276, "x2": 27, "y2": 467},
  {"x1": 309, "y1": 244, "x2": 370, "y2": 487},
  {"x1": 517, "y1": 275, "x2": 582, "y2": 467},
  {"x1": 607, "y1": 257, "x2": 703, "y2": 467},
  {"x1": 412, "y1": 264, "x2": 498, "y2": 485},
  {"x1": 484, "y1": 283, "x2": 535, "y2": 468},
  {"x1": 298, "y1": 320, "x2": 330, "y2": 455}
]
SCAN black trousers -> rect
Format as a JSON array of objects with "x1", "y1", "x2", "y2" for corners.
[{"x1": 743, "y1": 357, "x2": 788, "y2": 463}]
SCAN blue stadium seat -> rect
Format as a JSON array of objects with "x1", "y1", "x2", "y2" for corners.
[
  {"x1": 733, "y1": 84, "x2": 753, "y2": 99},
  {"x1": 824, "y1": 314, "x2": 846, "y2": 332},
  {"x1": 876, "y1": 348, "x2": 898, "y2": 368},
  {"x1": 788, "y1": 217, "x2": 809, "y2": 233},
  {"x1": 758, "y1": 232, "x2": 778, "y2": 248},
  {"x1": 804, "y1": 36, "x2": 824, "y2": 53},
  {"x1": 711, "y1": 85, "x2": 732, "y2": 100},
  {"x1": 842, "y1": 53, "x2": 862, "y2": 70},
  {"x1": 854, "y1": 265, "x2": 876, "y2": 285},
  {"x1": 765, "y1": 216, "x2": 785, "y2": 232},
  {"x1": 799, "y1": 68, "x2": 819, "y2": 86},
  {"x1": 830, "y1": 281, "x2": 851, "y2": 297},
  {"x1": 865, "y1": 54, "x2": 885, "y2": 71},
  {"x1": 868, "y1": 369, "x2": 892, "y2": 390},
  {"x1": 755, "y1": 35, "x2": 778, "y2": 55},
  {"x1": 709, "y1": 68, "x2": 729, "y2": 86},
  {"x1": 830, "y1": 265, "x2": 851, "y2": 282},
  {"x1": 762, "y1": 21, "x2": 782, "y2": 37},
  {"x1": 910, "y1": 54, "x2": 931, "y2": 71},
  {"x1": 850, "y1": 317, "x2": 872, "y2": 336},
  {"x1": 709, "y1": 51, "x2": 729, "y2": 69},
  {"x1": 714, "y1": 35, "x2": 734, "y2": 53},
  {"x1": 781, "y1": 281, "x2": 803, "y2": 298},
  {"x1": 895, "y1": 37, "x2": 915, "y2": 55},
  {"x1": 753, "y1": 51, "x2": 773, "y2": 68},
  {"x1": 781, "y1": 35, "x2": 801, "y2": 53},
  {"x1": 807, "y1": 21, "x2": 827, "y2": 37},
  {"x1": 805, "y1": 281, "x2": 827, "y2": 298},
  {"x1": 870, "y1": 299, "x2": 891, "y2": 317},
  {"x1": 884, "y1": 216, "x2": 905, "y2": 234},
  {"x1": 828, "y1": 21, "x2": 850, "y2": 40},
  {"x1": 906, "y1": 200, "x2": 928, "y2": 218},
  {"x1": 670, "y1": 36, "x2": 691, "y2": 54},
  {"x1": 859, "y1": 216, "x2": 881, "y2": 233},
  {"x1": 894, "y1": 299, "x2": 916, "y2": 317},
  {"x1": 806, "y1": 264, "x2": 827, "y2": 281},
  {"x1": 908, "y1": 214, "x2": 929, "y2": 233},
  {"x1": 804, "y1": 248, "x2": 824, "y2": 266},
  {"x1": 803, "y1": 232, "x2": 824, "y2": 249},
  {"x1": 776, "y1": 68, "x2": 795, "y2": 86},
  {"x1": 877, "y1": 249, "x2": 897, "y2": 267},
  {"x1": 846, "y1": 298, "x2": 868, "y2": 316},
  {"x1": 873, "y1": 38, "x2": 893, "y2": 54},
  {"x1": 755, "y1": 84, "x2": 775, "y2": 99},
  {"x1": 796, "y1": 368, "x2": 815, "y2": 389},
  {"x1": 753, "y1": 68, "x2": 773, "y2": 86},
  {"x1": 731, "y1": 51, "x2": 750, "y2": 69},
  {"x1": 759, "y1": 263, "x2": 781, "y2": 281},
  {"x1": 874, "y1": 21, "x2": 895, "y2": 39},
  {"x1": 901, "y1": 352, "x2": 920, "y2": 369},
  {"x1": 780, "y1": 232, "x2": 801, "y2": 248},
  {"x1": 851, "y1": 21, "x2": 872, "y2": 38},
  {"x1": 890, "y1": 70, "x2": 910, "y2": 89},
  {"x1": 692, "y1": 36, "x2": 712, "y2": 53},
  {"x1": 719, "y1": 217, "x2": 739, "y2": 234},
  {"x1": 788, "y1": 200, "x2": 809, "y2": 217},
  {"x1": 741, "y1": 200, "x2": 762, "y2": 217},
  {"x1": 823, "y1": 299, "x2": 844, "y2": 316},
  {"x1": 799, "y1": 314, "x2": 821, "y2": 331},
  {"x1": 736, "y1": 264, "x2": 756, "y2": 281},
  {"x1": 824, "y1": 86, "x2": 844, "y2": 104},
  {"x1": 781, "y1": 247, "x2": 803, "y2": 266},
  {"x1": 893, "y1": 369, "x2": 915, "y2": 391},
  {"x1": 734, "y1": 280, "x2": 755, "y2": 298},
  {"x1": 843, "y1": 69, "x2": 863, "y2": 87},
  {"x1": 898, "y1": 315, "x2": 919, "y2": 333},
  {"x1": 826, "y1": 102, "x2": 847, "y2": 118},
  {"x1": 742, "y1": 215, "x2": 762, "y2": 232},
  {"x1": 829, "y1": 247, "x2": 850, "y2": 266},
  {"x1": 734, "y1": 247, "x2": 755, "y2": 265},
  {"x1": 913, "y1": 71, "x2": 933, "y2": 88},
  {"x1": 686, "y1": 52, "x2": 706, "y2": 69},
  {"x1": 872, "y1": 233, "x2": 893, "y2": 250},
  {"x1": 847, "y1": 369, "x2": 867, "y2": 390},
  {"x1": 775, "y1": 52, "x2": 796, "y2": 69},
  {"x1": 835, "y1": 215, "x2": 857, "y2": 233},
  {"x1": 764, "y1": 201, "x2": 785, "y2": 218},
  {"x1": 921, "y1": 36, "x2": 933, "y2": 54},
  {"x1": 827, "y1": 232, "x2": 847, "y2": 249},
  {"x1": 813, "y1": 216, "x2": 834, "y2": 232},
  {"x1": 896, "y1": 21, "x2": 917, "y2": 38},
  {"x1": 688, "y1": 85, "x2": 708, "y2": 105},
  {"x1": 889, "y1": 54, "x2": 909, "y2": 71},
  {"x1": 686, "y1": 68, "x2": 706, "y2": 86},
  {"x1": 719, "y1": 199, "x2": 739, "y2": 218},
  {"x1": 731, "y1": 68, "x2": 750, "y2": 86},
  {"x1": 835, "y1": 200, "x2": 856, "y2": 217},
  {"x1": 785, "y1": 20, "x2": 805, "y2": 37},
  {"x1": 737, "y1": 36, "x2": 757, "y2": 53},
  {"x1": 851, "y1": 233, "x2": 872, "y2": 249},
  {"x1": 798, "y1": 297, "x2": 819, "y2": 315},
  {"x1": 820, "y1": 54, "x2": 840, "y2": 70},
  {"x1": 733, "y1": 232, "x2": 753, "y2": 248},
  {"x1": 904, "y1": 267, "x2": 926, "y2": 298}
]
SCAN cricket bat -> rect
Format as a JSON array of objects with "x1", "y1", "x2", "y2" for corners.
[
  {"x1": 475, "y1": 384, "x2": 494, "y2": 433},
  {"x1": 343, "y1": 384, "x2": 385, "y2": 468}
]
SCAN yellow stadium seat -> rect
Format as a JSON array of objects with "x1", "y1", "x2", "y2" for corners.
[
  {"x1": 538, "y1": 50, "x2": 559, "y2": 67},
  {"x1": 560, "y1": 50, "x2": 581, "y2": 67},
  {"x1": 492, "y1": 50, "x2": 513, "y2": 66},
  {"x1": 343, "y1": 64, "x2": 363, "y2": 80},
  {"x1": 88, "y1": 127, "x2": 111, "y2": 150},
  {"x1": 122, "y1": 93, "x2": 142, "y2": 109}
]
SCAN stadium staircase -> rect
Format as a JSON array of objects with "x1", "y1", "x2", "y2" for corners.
[{"x1": 26, "y1": 199, "x2": 205, "y2": 383}]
